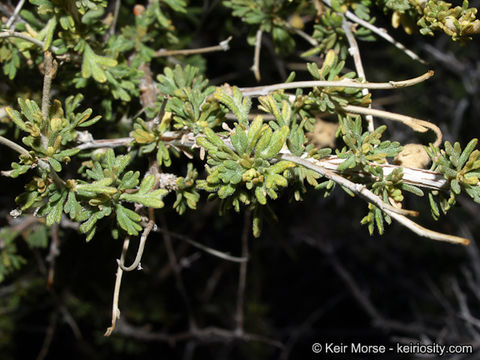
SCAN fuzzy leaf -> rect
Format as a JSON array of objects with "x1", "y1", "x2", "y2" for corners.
[
  {"x1": 46, "y1": 191, "x2": 67, "y2": 226},
  {"x1": 5, "y1": 107, "x2": 28, "y2": 131},
  {"x1": 259, "y1": 126, "x2": 289, "y2": 159},
  {"x1": 82, "y1": 44, "x2": 117, "y2": 83},
  {"x1": 76, "y1": 178, "x2": 117, "y2": 196},
  {"x1": 116, "y1": 204, "x2": 142, "y2": 236}
]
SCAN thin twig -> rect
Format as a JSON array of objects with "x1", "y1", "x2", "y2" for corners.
[
  {"x1": 279, "y1": 153, "x2": 470, "y2": 245},
  {"x1": 105, "y1": 236, "x2": 130, "y2": 336},
  {"x1": 36, "y1": 310, "x2": 58, "y2": 360},
  {"x1": 160, "y1": 213, "x2": 197, "y2": 329},
  {"x1": 46, "y1": 224, "x2": 60, "y2": 289},
  {"x1": 235, "y1": 211, "x2": 250, "y2": 334},
  {"x1": 138, "y1": 62, "x2": 158, "y2": 111},
  {"x1": 155, "y1": 37, "x2": 232, "y2": 57},
  {"x1": 41, "y1": 51, "x2": 54, "y2": 124},
  {"x1": 109, "y1": 0, "x2": 121, "y2": 36},
  {"x1": 117, "y1": 210, "x2": 155, "y2": 271},
  {"x1": 0, "y1": 30, "x2": 45, "y2": 48},
  {"x1": 5, "y1": 0, "x2": 26, "y2": 28},
  {"x1": 0, "y1": 135, "x2": 31, "y2": 157},
  {"x1": 321, "y1": 0, "x2": 426, "y2": 64},
  {"x1": 116, "y1": 318, "x2": 284, "y2": 348},
  {"x1": 342, "y1": 18, "x2": 374, "y2": 132},
  {"x1": 343, "y1": 104, "x2": 442, "y2": 147},
  {"x1": 289, "y1": 26, "x2": 318, "y2": 47},
  {"x1": 75, "y1": 136, "x2": 133, "y2": 150},
  {"x1": 153, "y1": 228, "x2": 248, "y2": 263},
  {"x1": 239, "y1": 70, "x2": 434, "y2": 96},
  {"x1": 251, "y1": 30, "x2": 262, "y2": 82}
]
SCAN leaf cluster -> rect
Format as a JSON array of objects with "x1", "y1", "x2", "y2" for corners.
[{"x1": 427, "y1": 139, "x2": 480, "y2": 219}]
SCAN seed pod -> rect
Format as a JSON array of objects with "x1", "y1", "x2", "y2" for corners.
[
  {"x1": 307, "y1": 118, "x2": 338, "y2": 148},
  {"x1": 394, "y1": 143, "x2": 430, "y2": 169}
]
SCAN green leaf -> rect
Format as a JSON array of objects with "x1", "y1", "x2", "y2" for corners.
[
  {"x1": 46, "y1": 191, "x2": 67, "y2": 226},
  {"x1": 43, "y1": 17, "x2": 57, "y2": 51},
  {"x1": 116, "y1": 204, "x2": 142, "y2": 236},
  {"x1": 428, "y1": 192, "x2": 440, "y2": 218},
  {"x1": 451, "y1": 179, "x2": 461, "y2": 194},
  {"x1": 246, "y1": 115, "x2": 264, "y2": 153},
  {"x1": 82, "y1": 43, "x2": 117, "y2": 83},
  {"x1": 26, "y1": 225, "x2": 48, "y2": 248},
  {"x1": 48, "y1": 157, "x2": 62, "y2": 172},
  {"x1": 255, "y1": 127, "x2": 272, "y2": 155},
  {"x1": 18, "y1": 98, "x2": 41, "y2": 124},
  {"x1": 401, "y1": 183, "x2": 424, "y2": 197},
  {"x1": 119, "y1": 171, "x2": 140, "y2": 190},
  {"x1": 259, "y1": 126, "x2": 289, "y2": 159},
  {"x1": 204, "y1": 127, "x2": 226, "y2": 149},
  {"x1": 8, "y1": 162, "x2": 31, "y2": 178},
  {"x1": 214, "y1": 86, "x2": 251, "y2": 125},
  {"x1": 64, "y1": 190, "x2": 80, "y2": 219},
  {"x1": 78, "y1": 115, "x2": 101, "y2": 128},
  {"x1": 120, "y1": 189, "x2": 168, "y2": 208},
  {"x1": 5, "y1": 107, "x2": 28, "y2": 131},
  {"x1": 374, "y1": 207, "x2": 384, "y2": 235},
  {"x1": 255, "y1": 186, "x2": 267, "y2": 205},
  {"x1": 120, "y1": 175, "x2": 168, "y2": 208},
  {"x1": 76, "y1": 178, "x2": 117, "y2": 196},
  {"x1": 231, "y1": 124, "x2": 248, "y2": 155},
  {"x1": 458, "y1": 138, "x2": 478, "y2": 170}
]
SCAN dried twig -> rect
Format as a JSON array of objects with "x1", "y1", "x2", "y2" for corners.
[
  {"x1": 321, "y1": 0, "x2": 425, "y2": 64},
  {"x1": 342, "y1": 18, "x2": 374, "y2": 132},
  {"x1": 155, "y1": 37, "x2": 232, "y2": 57},
  {"x1": 117, "y1": 210, "x2": 155, "y2": 272},
  {"x1": 5, "y1": 0, "x2": 26, "y2": 28},
  {"x1": 343, "y1": 104, "x2": 443, "y2": 147},
  {"x1": 105, "y1": 236, "x2": 130, "y2": 336},
  {"x1": 153, "y1": 228, "x2": 248, "y2": 263},
  {"x1": 0, "y1": 30, "x2": 45, "y2": 48},
  {"x1": 46, "y1": 224, "x2": 60, "y2": 289},
  {"x1": 239, "y1": 70, "x2": 434, "y2": 96},
  {"x1": 235, "y1": 211, "x2": 250, "y2": 334},
  {"x1": 0, "y1": 135, "x2": 31, "y2": 158},
  {"x1": 36, "y1": 310, "x2": 58, "y2": 360},
  {"x1": 251, "y1": 30, "x2": 262, "y2": 82},
  {"x1": 160, "y1": 213, "x2": 197, "y2": 329},
  {"x1": 75, "y1": 136, "x2": 133, "y2": 151},
  {"x1": 116, "y1": 318, "x2": 284, "y2": 348},
  {"x1": 280, "y1": 153, "x2": 470, "y2": 245},
  {"x1": 41, "y1": 51, "x2": 55, "y2": 135},
  {"x1": 109, "y1": 0, "x2": 121, "y2": 36}
]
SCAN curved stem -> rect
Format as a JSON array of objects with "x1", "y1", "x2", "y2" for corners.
[
  {"x1": 343, "y1": 104, "x2": 443, "y2": 147},
  {"x1": 105, "y1": 236, "x2": 130, "y2": 336},
  {"x1": 342, "y1": 17, "x2": 374, "y2": 132},
  {"x1": 0, "y1": 135, "x2": 31, "y2": 157},
  {"x1": 0, "y1": 30, "x2": 45, "y2": 48},
  {"x1": 117, "y1": 209, "x2": 155, "y2": 272}
]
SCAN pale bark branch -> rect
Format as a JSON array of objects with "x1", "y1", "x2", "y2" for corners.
[{"x1": 239, "y1": 71, "x2": 434, "y2": 96}]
